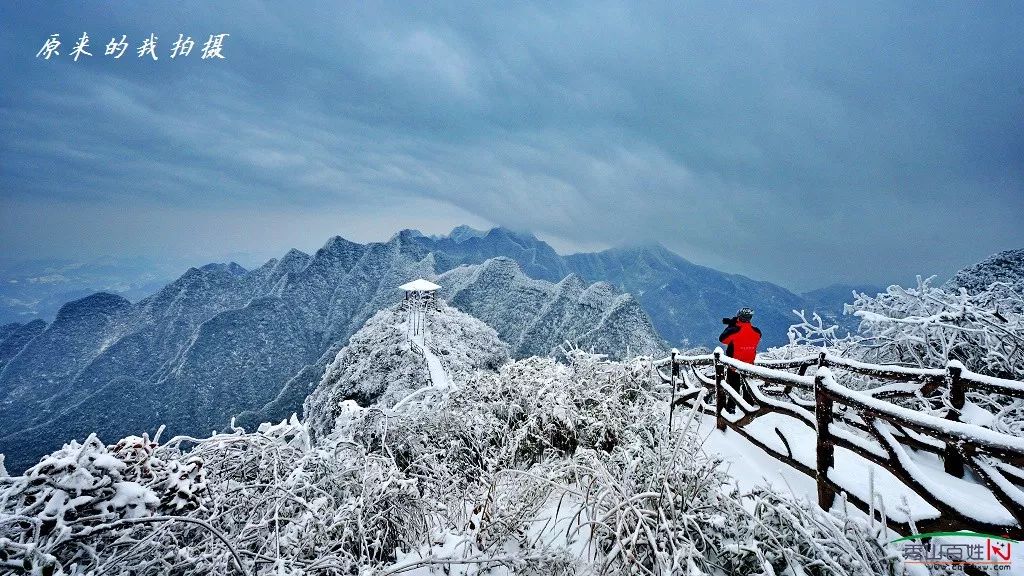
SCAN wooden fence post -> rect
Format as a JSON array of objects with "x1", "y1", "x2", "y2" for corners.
[
  {"x1": 715, "y1": 351, "x2": 726, "y2": 431},
  {"x1": 668, "y1": 349, "x2": 678, "y2": 432},
  {"x1": 943, "y1": 363, "x2": 966, "y2": 478},
  {"x1": 815, "y1": 372, "x2": 836, "y2": 510}
]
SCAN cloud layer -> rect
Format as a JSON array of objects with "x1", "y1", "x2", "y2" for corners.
[{"x1": 2, "y1": 2, "x2": 1022, "y2": 289}]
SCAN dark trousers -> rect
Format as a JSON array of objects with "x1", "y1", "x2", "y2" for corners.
[
  {"x1": 724, "y1": 369, "x2": 755, "y2": 411},
  {"x1": 725, "y1": 369, "x2": 740, "y2": 411}
]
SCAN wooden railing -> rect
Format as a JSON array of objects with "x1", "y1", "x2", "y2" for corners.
[{"x1": 657, "y1": 349, "x2": 1024, "y2": 539}]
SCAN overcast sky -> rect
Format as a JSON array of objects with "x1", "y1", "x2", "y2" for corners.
[{"x1": 1, "y1": 2, "x2": 1021, "y2": 291}]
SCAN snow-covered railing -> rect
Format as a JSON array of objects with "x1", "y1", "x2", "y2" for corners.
[
  {"x1": 664, "y1": 349, "x2": 1024, "y2": 539},
  {"x1": 658, "y1": 349, "x2": 1024, "y2": 400}
]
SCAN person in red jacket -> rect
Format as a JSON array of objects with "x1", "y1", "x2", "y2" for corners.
[{"x1": 719, "y1": 307, "x2": 761, "y2": 407}]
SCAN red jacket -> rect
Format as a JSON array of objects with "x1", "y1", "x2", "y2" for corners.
[{"x1": 719, "y1": 319, "x2": 761, "y2": 364}]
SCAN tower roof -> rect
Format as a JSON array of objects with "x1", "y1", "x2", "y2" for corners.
[{"x1": 399, "y1": 278, "x2": 441, "y2": 292}]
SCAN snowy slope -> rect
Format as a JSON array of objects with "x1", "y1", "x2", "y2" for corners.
[
  {"x1": 304, "y1": 301, "x2": 508, "y2": 438},
  {"x1": 0, "y1": 319, "x2": 46, "y2": 373}
]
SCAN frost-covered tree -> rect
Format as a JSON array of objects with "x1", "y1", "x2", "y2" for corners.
[
  {"x1": 783, "y1": 276, "x2": 1024, "y2": 435},
  {"x1": 788, "y1": 276, "x2": 1024, "y2": 379}
]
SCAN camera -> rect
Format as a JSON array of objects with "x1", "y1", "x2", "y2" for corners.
[{"x1": 722, "y1": 316, "x2": 736, "y2": 325}]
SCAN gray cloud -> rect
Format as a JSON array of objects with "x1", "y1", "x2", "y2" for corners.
[{"x1": 1, "y1": 1, "x2": 1022, "y2": 290}]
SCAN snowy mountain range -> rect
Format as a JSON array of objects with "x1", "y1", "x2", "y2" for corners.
[
  {"x1": 0, "y1": 228, "x2": 661, "y2": 471},
  {"x1": 439, "y1": 257, "x2": 664, "y2": 358},
  {"x1": 5, "y1": 226, "x2": 1009, "y2": 471}
]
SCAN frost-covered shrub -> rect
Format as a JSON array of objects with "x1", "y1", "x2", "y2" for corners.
[
  {"x1": 784, "y1": 277, "x2": 1024, "y2": 433},
  {"x1": 4, "y1": 352, "x2": 907, "y2": 575},
  {"x1": 0, "y1": 432, "x2": 205, "y2": 575},
  {"x1": 574, "y1": 374, "x2": 893, "y2": 575},
  {"x1": 160, "y1": 417, "x2": 427, "y2": 573},
  {"x1": 367, "y1": 352, "x2": 656, "y2": 487},
  {"x1": 576, "y1": 445, "x2": 900, "y2": 576},
  {"x1": 946, "y1": 248, "x2": 1024, "y2": 301},
  {"x1": 0, "y1": 418, "x2": 426, "y2": 576}
]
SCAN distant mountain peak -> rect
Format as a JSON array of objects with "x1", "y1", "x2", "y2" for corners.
[
  {"x1": 198, "y1": 262, "x2": 247, "y2": 276},
  {"x1": 582, "y1": 280, "x2": 619, "y2": 300},
  {"x1": 54, "y1": 292, "x2": 132, "y2": 322},
  {"x1": 275, "y1": 249, "x2": 311, "y2": 271},
  {"x1": 474, "y1": 256, "x2": 525, "y2": 278},
  {"x1": 320, "y1": 235, "x2": 360, "y2": 254},
  {"x1": 447, "y1": 225, "x2": 487, "y2": 242},
  {"x1": 393, "y1": 228, "x2": 426, "y2": 241},
  {"x1": 484, "y1": 226, "x2": 539, "y2": 245},
  {"x1": 555, "y1": 273, "x2": 586, "y2": 293}
]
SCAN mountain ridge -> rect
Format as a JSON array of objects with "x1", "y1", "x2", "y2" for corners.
[
  {"x1": 438, "y1": 257, "x2": 663, "y2": 358},
  {"x1": 6, "y1": 225, "x2": 981, "y2": 471},
  {"x1": 0, "y1": 228, "x2": 666, "y2": 471}
]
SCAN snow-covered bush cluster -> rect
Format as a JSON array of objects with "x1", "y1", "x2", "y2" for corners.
[
  {"x1": 0, "y1": 417, "x2": 429, "y2": 575},
  {"x1": 2, "y1": 351, "x2": 904, "y2": 575},
  {"x1": 0, "y1": 432, "x2": 207, "y2": 575},
  {"x1": 946, "y1": 248, "x2": 1024, "y2": 300}
]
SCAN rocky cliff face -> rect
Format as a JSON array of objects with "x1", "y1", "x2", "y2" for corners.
[{"x1": 440, "y1": 258, "x2": 665, "y2": 359}]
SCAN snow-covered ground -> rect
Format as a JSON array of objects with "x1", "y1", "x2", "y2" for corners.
[{"x1": 693, "y1": 411, "x2": 1024, "y2": 571}]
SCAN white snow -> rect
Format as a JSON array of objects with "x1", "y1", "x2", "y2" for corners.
[
  {"x1": 399, "y1": 278, "x2": 442, "y2": 292},
  {"x1": 410, "y1": 333, "x2": 451, "y2": 389},
  {"x1": 696, "y1": 413, "x2": 940, "y2": 525}
]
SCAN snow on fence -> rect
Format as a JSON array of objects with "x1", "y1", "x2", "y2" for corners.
[{"x1": 656, "y1": 349, "x2": 1024, "y2": 539}]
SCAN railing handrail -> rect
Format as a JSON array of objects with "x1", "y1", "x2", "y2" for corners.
[
  {"x1": 664, "y1": 346, "x2": 1024, "y2": 538},
  {"x1": 716, "y1": 352, "x2": 814, "y2": 388},
  {"x1": 817, "y1": 368, "x2": 1024, "y2": 455},
  {"x1": 659, "y1": 349, "x2": 1024, "y2": 398}
]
